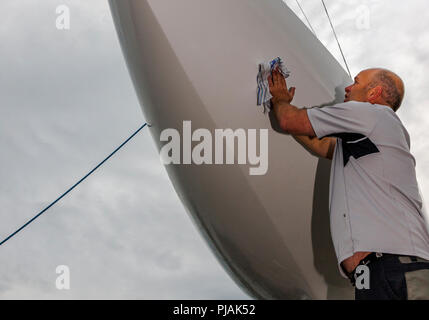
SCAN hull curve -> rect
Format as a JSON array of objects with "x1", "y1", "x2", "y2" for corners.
[{"x1": 109, "y1": 0, "x2": 353, "y2": 299}]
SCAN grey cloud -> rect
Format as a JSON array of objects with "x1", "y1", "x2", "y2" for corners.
[
  {"x1": 2, "y1": 0, "x2": 428, "y2": 299},
  {"x1": 0, "y1": 0, "x2": 249, "y2": 299}
]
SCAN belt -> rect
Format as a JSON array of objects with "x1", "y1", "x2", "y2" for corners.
[{"x1": 345, "y1": 252, "x2": 429, "y2": 286}]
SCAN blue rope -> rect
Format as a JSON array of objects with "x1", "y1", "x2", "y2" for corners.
[{"x1": 0, "y1": 123, "x2": 149, "y2": 247}]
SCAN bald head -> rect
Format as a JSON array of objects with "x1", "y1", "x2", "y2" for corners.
[
  {"x1": 344, "y1": 68, "x2": 405, "y2": 112},
  {"x1": 366, "y1": 68, "x2": 405, "y2": 112}
]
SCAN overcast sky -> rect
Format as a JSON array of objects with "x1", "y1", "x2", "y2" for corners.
[{"x1": 0, "y1": 0, "x2": 428, "y2": 299}]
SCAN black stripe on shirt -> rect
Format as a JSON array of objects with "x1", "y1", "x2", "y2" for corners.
[{"x1": 322, "y1": 133, "x2": 380, "y2": 166}]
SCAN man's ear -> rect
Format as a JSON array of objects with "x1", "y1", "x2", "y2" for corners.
[{"x1": 367, "y1": 85, "x2": 383, "y2": 104}]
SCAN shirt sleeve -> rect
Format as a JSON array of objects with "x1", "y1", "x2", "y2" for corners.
[{"x1": 306, "y1": 101, "x2": 378, "y2": 139}]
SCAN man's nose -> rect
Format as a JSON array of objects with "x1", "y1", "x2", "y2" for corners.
[{"x1": 345, "y1": 85, "x2": 351, "y2": 93}]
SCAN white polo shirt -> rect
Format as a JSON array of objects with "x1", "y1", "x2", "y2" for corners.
[{"x1": 306, "y1": 101, "x2": 429, "y2": 278}]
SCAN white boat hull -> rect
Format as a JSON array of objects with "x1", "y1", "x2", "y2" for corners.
[{"x1": 109, "y1": 0, "x2": 353, "y2": 299}]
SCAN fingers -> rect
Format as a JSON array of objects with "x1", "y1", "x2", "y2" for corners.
[
  {"x1": 268, "y1": 74, "x2": 273, "y2": 87},
  {"x1": 269, "y1": 68, "x2": 294, "y2": 99},
  {"x1": 272, "y1": 68, "x2": 286, "y2": 89},
  {"x1": 289, "y1": 87, "x2": 296, "y2": 98},
  {"x1": 270, "y1": 70, "x2": 278, "y2": 86},
  {"x1": 269, "y1": 69, "x2": 281, "y2": 85}
]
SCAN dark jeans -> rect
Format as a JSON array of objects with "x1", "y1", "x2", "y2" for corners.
[{"x1": 355, "y1": 253, "x2": 429, "y2": 300}]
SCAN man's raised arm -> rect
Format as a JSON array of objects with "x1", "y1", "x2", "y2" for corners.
[{"x1": 268, "y1": 68, "x2": 336, "y2": 160}]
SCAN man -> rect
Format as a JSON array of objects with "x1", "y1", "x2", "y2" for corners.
[{"x1": 268, "y1": 67, "x2": 429, "y2": 300}]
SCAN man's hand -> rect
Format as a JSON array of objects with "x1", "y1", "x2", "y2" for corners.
[
  {"x1": 266, "y1": 67, "x2": 316, "y2": 137},
  {"x1": 267, "y1": 69, "x2": 334, "y2": 158},
  {"x1": 268, "y1": 68, "x2": 296, "y2": 104}
]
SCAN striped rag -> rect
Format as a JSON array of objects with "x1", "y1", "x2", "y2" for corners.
[{"x1": 257, "y1": 57, "x2": 290, "y2": 113}]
